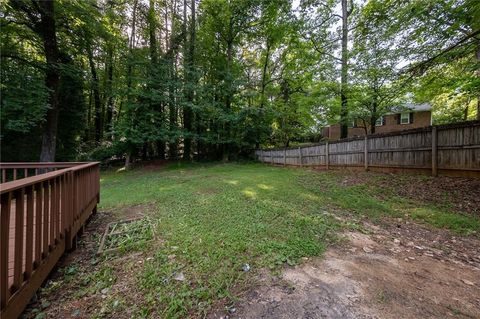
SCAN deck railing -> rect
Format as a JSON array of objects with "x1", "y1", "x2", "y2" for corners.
[
  {"x1": 0, "y1": 162, "x2": 100, "y2": 319},
  {"x1": 0, "y1": 162, "x2": 87, "y2": 183}
]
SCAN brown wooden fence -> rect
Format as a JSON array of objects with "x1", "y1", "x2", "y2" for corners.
[
  {"x1": 0, "y1": 162, "x2": 100, "y2": 319},
  {"x1": 255, "y1": 121, "x2": 480, "y2": 177}
]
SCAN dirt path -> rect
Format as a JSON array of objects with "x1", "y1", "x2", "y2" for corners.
[
  {"x1": 21, "y1": 208, "x2": 480, "y2": 318},
  {"x1": 212, "y1": 220, "x2": 480, "y2": 319}
]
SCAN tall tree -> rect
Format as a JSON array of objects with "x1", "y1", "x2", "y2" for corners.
[
  {"x1": 182, "y1": 0, "x2": 196, "y2": 160},
  {"x1": 36, "y1": 0, "x2": 61, "y2": 161},
  {"x1": 339, "y1": 0, "x2": 353, "y2": 138},
  {"x1": 349, "y1": 0, "x2": 406, "y2": 134},
  {"x1": 147, "y1": 0, "x2": 166, "y2": 159}
]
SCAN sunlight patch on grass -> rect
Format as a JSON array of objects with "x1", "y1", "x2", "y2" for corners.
[
  {"x1": 226, "y1": 180, "x2": 239, "y2": 185},
  {"x1": 257, "y1": 183, "x2": 273, "y2": 190},
  {"x1": 301, "y1": 192, "x2": 321, "y2": 201},
  {"x1": 242, "y1": 188, "x2": 257, "y2": 199}
]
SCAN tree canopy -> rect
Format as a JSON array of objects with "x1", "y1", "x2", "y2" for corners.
[{"x1": 1, "y1": 0, "x2": 479, "y2": 162}]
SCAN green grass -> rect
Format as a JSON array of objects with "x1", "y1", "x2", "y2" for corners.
[{"x1": 97, "y1": 162, "x2": 479, "y2": 318}]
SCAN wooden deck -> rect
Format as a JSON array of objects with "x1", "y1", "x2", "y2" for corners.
[
  {"x1": 1, "y1": 162, "x2": 100, "y2": 319},
  {"x1": 7, "y1": 198, "x2": 59, "y2": 288}
]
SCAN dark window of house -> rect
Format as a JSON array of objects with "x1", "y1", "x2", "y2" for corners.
[{"x1": 400, "y1": 112, "x2": 410, "y2": 124}]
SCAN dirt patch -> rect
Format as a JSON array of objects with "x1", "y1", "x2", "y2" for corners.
[
  {"x1": 380, "y1": 176, "x2": 480, "y2": 216},
  {"x1": 119, "y1": 203, "x2": 155, "y2": 220},
  {"x1": 312, "y1": 170, "x2": 480, "y2": 216},
  {"x1": 214, "y1": 220, "x2": 480, "y2": 319},
  {"x1": 21, "y1": 205, "x2": 154, "y2": 319},
  {"x1": 138, "y1": 159, "x2": 170, "y2": 171}
]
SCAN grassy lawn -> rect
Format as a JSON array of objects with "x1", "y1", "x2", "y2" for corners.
[{"x1": 92, "y1": 162, "x2": 478, "y2": 318}]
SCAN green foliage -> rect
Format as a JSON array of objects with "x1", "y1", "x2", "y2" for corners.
[
  {"x1": 431, "y1": 92, "x2": 477, "y2": 124},
  {"x1": 372, "y1": 0, "x2": 480, "y2": 123},
  {"x1": 78, "y1": 141, "x2": 127, "y2": 162},
  {"x1": 1, "y1": 0, "x2": 478, "y2": 161}
]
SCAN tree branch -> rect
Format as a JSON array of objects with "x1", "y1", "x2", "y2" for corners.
[{"x1": 406, "y1": 29, "x2": 480, "y2": 74}]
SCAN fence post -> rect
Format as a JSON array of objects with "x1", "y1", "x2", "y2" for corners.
[
  {"x1": 325, "y1": 142, "x2": 329, "y2": 170},
  {"x1": 284, "y1": 148, "x2": 287, "y2": 166},
  {"x1": 364, "y1": 136, "x2": 368, "y2": 171},
  {"x1": 432, "y1": 126, "x2": 438, "y2": 176},
  {"x1": 298, "y1": 147, "x2": 303, "y2": 167}
]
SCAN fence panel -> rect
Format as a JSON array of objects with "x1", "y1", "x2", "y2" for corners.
[
  {"x1": 329, "y1": 139, "x2": 365, "y2": 166},
  {"x1": 256, "y1": 121, "x2": 480, "y2": 177},
  {"x1": 437, "y1": 124, "x2": 480, "y2": 170}
]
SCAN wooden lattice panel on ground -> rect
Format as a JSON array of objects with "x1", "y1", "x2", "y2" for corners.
[{"x1": 98, "y1": 218, "x2": 155, "y2": 255}]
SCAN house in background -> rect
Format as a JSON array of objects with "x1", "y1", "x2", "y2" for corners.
[{"x1": 322, "y1": 103, "x2": 432, "y2": 140}]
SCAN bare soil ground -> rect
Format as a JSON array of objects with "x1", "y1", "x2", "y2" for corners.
[
  {"x1": 322, "y1": 170, "x2": 480, "y2": 216},
  {"x1": 211, "y1": 218, "x2": 480, "y2": 319},
  {"x1": 21, "y1": 206, "x2": 153, "y2": 319}
]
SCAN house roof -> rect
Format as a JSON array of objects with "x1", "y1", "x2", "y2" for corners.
[{"x1": 391, "y1": 102, "x2": 431, "y2": 113}]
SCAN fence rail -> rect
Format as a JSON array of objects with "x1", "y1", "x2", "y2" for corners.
[
  {"x1": 255, "y1": 121, "x2": 480, "y2": 177},
  {"x1": 0, "y1": 162, "x2": 100, "y2": 319}
]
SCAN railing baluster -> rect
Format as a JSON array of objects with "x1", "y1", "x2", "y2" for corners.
[
  {"x1": 74, "y1": 172, "x2": 79, "y2": 223},
  {"x1": 43, "y1": 181, "x2": 50, "y2": 256},
  {"x1": 50, "y1": 178, "x2": 56, "y2": 246},
  {"x1": 57, "y1": 177, "x2": 61, "y2": 238},
  {"x1": 65, "y1": 172, "x2": 72, "y2": 250},
  {"x1": 34, "y1": 184, "x2": 43, "y2": 267},
  {"x1": 25, "y1": 186, "x2": 34, "y2": 279},
  {"x1": 13, "y1": 189, "x2": 25, "y2": 291},
  {"x1": 61, "y1": 175, "x2": 66, "y2": 235},
  {"x1": 1, "y1": 193, "x2": 12, "y2": 309}
]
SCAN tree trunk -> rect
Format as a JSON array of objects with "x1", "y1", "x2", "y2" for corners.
[
  {"x1": 223, "y1": 39, "x2": 234, "y2": 161},
  {"x1": 370, "y1": 96, "x2": 378, "y2": 134},
  {"x1": 167, "y1": 1, "x2": 178, "y2": 159},
  {"x1": 38, "y1": 0, "x2": 61, "y2": 162},
  {"x1": 88, "y1": 44, "x2": 102, "y2": 143},
  {"x1": 260, "y1": 40, "x2": 271, "y2": 109},
  {"x1": 182, "y1": 0, "x2": 196, "y2": 161},
  {"x1": 476, "y1": 42, "x2": 480, "y2": 120},
  {"x1": 86, "y1": 90, "x2": 92, "y2": 139},
  {"x1": 126, "y1": 0, "x2": 138, "y2": 93},
  {"x1": 148, "y1": 0, "x2": 166, "y2": 159},
  {"x1": 168, "y1": 60, "x2": 177, "y2": 159},
  {"x1": 105, "y1": 45, "x2": 114, "y2": 138},
  {"x1": 340, "y1": 0, "x2": 350, "y2": 139},
  {"x1": 125, "y1": 0, "x2": 138, "y2": 167}
]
